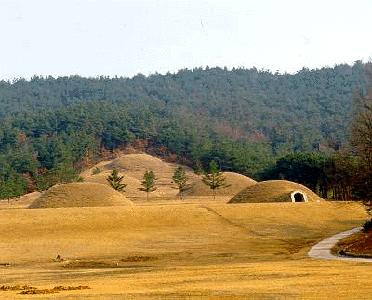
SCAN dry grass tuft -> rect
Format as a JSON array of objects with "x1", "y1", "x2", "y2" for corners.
[
  {"x1": 229, "y1": 180, "x2": 321, "y2": 203},
  {"x1": 0, "y1": 285, "x2": 36, "y2": 291},
  {"x1": 62, "y1": 260, "x2": 119, "y2": 269},
  {"x1": 19, "y1": 285, "x2": 90, "y2": 295},
  {"x1": 29, "y1": 182, "x2": 132, "y2": 209},
  {"x1": 121, "y1": 255, "x2": 156, "y2": 262},
  {"x1": 1, "y1": 284, "x2": 90, "y2": 295},
  {"x1": 62, "y1": 258, "x2": 156, "y2": 268}
]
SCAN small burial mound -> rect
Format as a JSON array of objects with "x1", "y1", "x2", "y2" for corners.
[
  {"x1": 0, "y1": 191, "x2": 41, "y2": 209},
  {"x1": 184, "y1": 172, "x2": 257, "y2": 197},
  {"x1": 228, "y1": 180, "x2": 321, "y2": 204},
  {"x1": 29, "y1": 182, "x2": 132, "y2": 209}
]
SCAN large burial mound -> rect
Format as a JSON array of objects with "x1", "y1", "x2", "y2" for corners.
[
  {"x1": 82, "y1": 153, "x2": 198, "y2": 198},
  {"x1": 29, "y1": 182, "x2": 132, "y2": 209},
  {"x1": 229, "y1": 180, "x2": 321, "y2": 204},
  {"x1": 108, "y1": 153, "x2": 175, "y2": 176},
  {"x1": 183, "y1": 172, "x2": 257, "y2": 197}
]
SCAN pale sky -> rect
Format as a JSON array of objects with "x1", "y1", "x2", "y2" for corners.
[{"x1": 0, "y1": 0, "x2": 371, "y2": 80}]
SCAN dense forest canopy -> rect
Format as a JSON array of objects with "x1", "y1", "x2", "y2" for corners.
[{"x1": 0, "y1": 62, "x2": 369, "y2": 199}]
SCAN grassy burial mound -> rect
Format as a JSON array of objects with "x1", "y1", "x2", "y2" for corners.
[
  {"x1": 108, "y1": 153, "x2": 176, "y2": 175},
  {"x1": 29, "y1": 183, "x2": 132, "y2": 209},
  {"x1": 82, "y1": 171, "x2": 145, "y2": 197},
  {"x1": 0, "y1": 191, "x2": 41, "y2": 209},
  {"x1": 109, "y1": 153, "x2": 180, "y2": 198},
  {"x1": 229, "y1": 180, "x2": 321, "y2": 204},
  {"x1": 82, "y1": 153, "x2": 198, "y2": 198},
  {"x1": 183, "y1": 172, "x2": 257, "y2": 197},
  {"x1": 82, "y1": 153, "x2": 256, "y2": 199}
]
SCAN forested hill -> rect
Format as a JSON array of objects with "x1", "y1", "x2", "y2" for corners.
[
  {"x1": 0, "y1": 62, "x2": 368, "y2": 197},
  {"x1": 1, "y1": 62, "x2": 366, "y2": 150}
]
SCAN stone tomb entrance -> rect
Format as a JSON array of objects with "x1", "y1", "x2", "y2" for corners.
[{"x1": 290, "y1": 190, "x2": 308, "y2": 202}]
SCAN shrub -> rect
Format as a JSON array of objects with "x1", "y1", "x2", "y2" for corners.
[{"x1": 92, "y1": 167, "x2": 101, "y2": 175}]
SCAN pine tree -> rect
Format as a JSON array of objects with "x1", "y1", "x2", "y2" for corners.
[
  {"x1": 202, "y1": 160, "x2": 229, "y2": 200},
  {"x1": 106, "y1": 169, "x2": 127, "y2": 192},
  {"x1": 0, "y1": 175, "x2": 27, "y2": 203},
  {"x1": 139, "y1": 170, "x2": 157, "y2": 200},
  {"x1": 172, "y1": 166, "x2": 189, "y2": 199}
]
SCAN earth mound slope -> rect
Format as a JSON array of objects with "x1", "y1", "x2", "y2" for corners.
[
  {"x1": 108, "y1": 153, "x2": 176, "y2": 175},
  {"x1": 229, "y1": 180, "x2": 321, "y2": 203},
  {"x1": 29, "y1": 182, "x2": 132, "y2": 208},
  {"x1": 184, "y1": 172, "x2": 257, "y2": 197},
  {"x1": 82, "y1": 153, "x2": 198, "y2": 198},
  {"x1": 82, "y1": 153, "x2": 256, "y2": 199}
]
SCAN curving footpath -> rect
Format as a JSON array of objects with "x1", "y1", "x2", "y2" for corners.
[{"x1": 308, "y1": 227, "x2": 372, "y2": 263}]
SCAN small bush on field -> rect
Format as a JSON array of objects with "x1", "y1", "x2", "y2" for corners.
[
  {"x1": 1, "y1": 284, "x2": 90, "y2": 295},
  {"x1": 0, "y1": 285, "x2": 35, "y2": 291},
  {"x1": 92, "y1": 167, "x2": 101, "y2": 175}
]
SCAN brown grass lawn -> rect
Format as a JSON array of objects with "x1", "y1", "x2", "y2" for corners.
[{"x1": 0, "y1": 200, "x2": 371, "y2": 299}]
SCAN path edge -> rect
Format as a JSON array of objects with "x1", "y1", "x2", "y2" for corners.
[{"x1": 308, "y1": 227, "x2": 372, "y2": 263}]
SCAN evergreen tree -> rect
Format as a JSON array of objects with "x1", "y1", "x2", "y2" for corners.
[
  {"x1": 0, "y1": 175, "x2": 27, "y2": 202},
  {"x1": 172, "y1": 166, "x2": 189, "y2": 199},
  {"x1": 35, "y1": 163, "x2": 82, "y2": 191},
  {"x1": 139, "y1": 170, "x2": 157, "y2": 200},
  {"x1": 202, "y1": 160, "x2": 229, "y2": 200},
  {"x1": 106, "y1": 169, "x2": 126, "y2": 192},
  {"x1": 351, "y1": 65, "x2": 372, "y2": 199},
  {"x1": 261, "y1": 152, "x2": 327, "y2": 194}
]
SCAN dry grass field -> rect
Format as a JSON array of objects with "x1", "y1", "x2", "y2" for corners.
[{"x1": 0, "y1": 199, "x2": 371, "y2": 299}]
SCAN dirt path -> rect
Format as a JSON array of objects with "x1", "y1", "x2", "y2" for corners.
[{"x1": 308, "y1": 227, "x2": 372, "y2": 262}]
